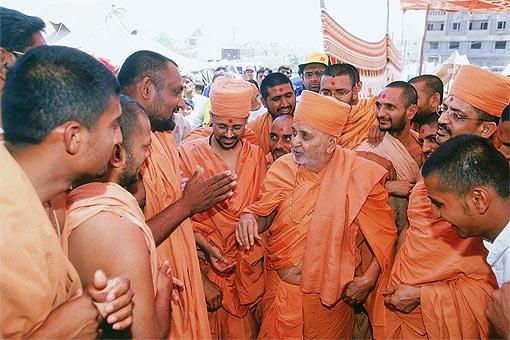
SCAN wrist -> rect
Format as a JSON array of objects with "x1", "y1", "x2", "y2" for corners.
[{"x1": 176, "y1": 196, "x2": 193, "y2": 218}]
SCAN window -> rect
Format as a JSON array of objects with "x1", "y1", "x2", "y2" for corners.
[
  {"x1": 469, "y1": 20, "x2": 489, "y2": 30},
  {"x1": 429, "y1": 42, "x2": 439, "y2": 49},
  {"x1": 471, "y1": 41, "x2": 482, "y2": 49},
  {"x1": 449, "y1": 41, "x2": 460, "y2": 49},
  {"x1": 481, "y1": 21, "x2": 488, "y2": 30},
  {"x1": 469, "y1": 22, "x2": 472, "y2": 30},
  {"x1": 427, "y1": 23, "x2": 434, "y2": 31},
  {"x1": 452, "y1": 22, "x2": 461, "y2": 30},
  {"x1": 440, "y1": 23, "x2": 444, "y2": 31},
  {"x1": 495, "y1": 41, "x2": 507, "y2": 49},
  {"x1": 497, "y1": 21, "x2": 506, "y2": 30}
]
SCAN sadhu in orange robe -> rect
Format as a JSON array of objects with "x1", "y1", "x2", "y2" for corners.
[
  {"x1": 384, "y1": 179, "x2": 497, "y2": 339},
  {"x1": 142, "y1": 131, "x2": 212, "y2": 339},
  {"x1": 244, "y1": 147, "x2": 397, "y2": 339},
  {"x1": 178, "y1": 136, "x2": 266, "y2": 339},
  {"x1": 0, "y1": 145, "x2": 82, "y2": 338}
]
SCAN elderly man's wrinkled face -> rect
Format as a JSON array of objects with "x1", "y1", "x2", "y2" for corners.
[{"x1": 291, "y1": 120, "x2": 333, "y2": 172}]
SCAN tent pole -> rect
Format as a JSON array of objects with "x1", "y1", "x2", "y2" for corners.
[{"x1": 418, "y1": 3, "x2": 430, "y2": 75}]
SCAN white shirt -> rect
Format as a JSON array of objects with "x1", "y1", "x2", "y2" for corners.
[{"x1": 483, "y1": 220, "x2": 510, "y2": 287}]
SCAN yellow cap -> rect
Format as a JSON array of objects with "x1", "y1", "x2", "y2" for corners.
[{"x1": 299, "y1": 51, "x2": 329, "y2": 71}]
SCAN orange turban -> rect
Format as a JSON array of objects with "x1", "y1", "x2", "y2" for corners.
[
  {"x1": 294, "y1": 90, "x2": 350, "y2": 136},
  {"x1": 210, "y1": 77, "x2": 252, "y2": 119},
  {"x1": 450, "y1": 65, "x2": 510, "y2": 117}
]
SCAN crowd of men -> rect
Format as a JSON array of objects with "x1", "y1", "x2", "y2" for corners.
[{"x1": 1, "y1": 6, "x2": 510, "y2": 340}]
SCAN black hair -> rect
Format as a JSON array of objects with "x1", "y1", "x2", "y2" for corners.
[
  {"x1": 2, "y1": 45, "x2": 120, "y2": 145},
  {"x1": 118, "y1": 95, "x2": 147, "y2": 149},
  {"x1": 409, "y1": 74, "x2": 444, "y2": 103},
  {"x1": 0, "y1": 7, "x2": 45, "y2": 52},
  {"x1": 385, "y1": 81, "x2": 418, "y2": 108},
  {"x1": 502, "y1": 104, "x2": 510, "y2": 122},
  {"x1": 260, "y1": 72, "x2": 293, "y2": 99},
  {"x1": 117, "y1": 50, "x2": 177, "y2": 94},
  {"x1": 322, "y1": 63, "x2": 360, "y2": 87},
  {"x1": 422, "y1": 134, "x2": 509, "y2": 198}
]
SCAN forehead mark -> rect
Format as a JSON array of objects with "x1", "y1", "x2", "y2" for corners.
[
  {"x1": 381, "y1": 93, "x2": 386, "y2": 99},
  {"x1": 227, "y1": 119, "x2": 233, "y2": 123}
]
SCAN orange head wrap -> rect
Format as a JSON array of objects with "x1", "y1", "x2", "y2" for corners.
[
  {"x1": 293, "y1": 90, "x2": 350, "y2": 137},
  {"x1": 449, "y1": 64, "x2": 510, "y2": 117},
  {"x1": 210, "y1": 77, "x2": 252, "y2": 119}
]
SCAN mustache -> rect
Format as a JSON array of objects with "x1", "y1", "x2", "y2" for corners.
[{"x1": 438, "y1": 123, "x2": 452, "y2": 135}]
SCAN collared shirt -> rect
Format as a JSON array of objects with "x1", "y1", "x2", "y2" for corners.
[{"x1": 484, "y1": 220, "x2": 510, "y2": 287}]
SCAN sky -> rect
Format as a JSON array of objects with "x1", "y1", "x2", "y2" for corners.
[{"x1": 0, "y1": 0, "x2": 426, "y2": 64}]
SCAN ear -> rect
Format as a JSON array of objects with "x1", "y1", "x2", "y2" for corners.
[
  {"x1": 109, "y1": 144, "x2": 126, "y2": 169},
  {"x1": 62, "y1": 121, "x2": 85, "y2": 155},
  {"x1": 0, "y1": 48, "x2": 15, "y2": 80},
  {"x1": 261, "y1": 97, "x2": 268, "y2": 108},
  {"x1": 479, "y1": 122, "x2": 498, "y2": 139},
  {"x1": 407, "y1": 104, "x2": 418, "y2": 121},
  {"x1": 430, "y1": 92, "x2": 441, "y2": 109},
  {"x1": 140, "y1": 76, "x2": 154, "y2": 100},
  {"x1": 326, "y1": 136, "x2": 338, "y2": 153},
  {"x1": 468, "y1": 187, "x2": 490, "y2": 215},
  {"x1": 352, "y1": 81, "x2": 362, "y2": 101}
]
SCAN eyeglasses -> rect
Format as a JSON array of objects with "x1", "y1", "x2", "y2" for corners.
[
  {"x1": 213, "y1": 123, "x2": 244, "y2": 133},
  {"x1": 320, "y1": 87, "x2": 354, "y2": 98},
  {"x1": 438, "y1": 105, "x2": 488, "y2": 122},
  {"x1": 7, "y1": 49, "x2": 24, "y2": 58},
  {"x1": 303, "y1": 70, "x2": 323, "y2": 79}
]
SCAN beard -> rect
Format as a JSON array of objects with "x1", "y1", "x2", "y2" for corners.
[
  {"x1": 379, "y1": 115, "x2": 406, "y2": 133},
  {"x1": 214, "y1": 135, "x2": 241, "y2": 150},
  {"x1": 149, "y1": 115, "x2": 176, "y2": 132}
]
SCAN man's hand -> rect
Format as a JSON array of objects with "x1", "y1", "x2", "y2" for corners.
[
  {"x1": 356, "y1": 151, "x2": 397, "y2": 181},
  {"x1": 385, "y1": 180, "x2": 415, "y2": 198},
  {"x1": 236, "y1": 214, "x2": 262, "y2": 250},
  {"x1": 202, "y1": 274, "x2": 223, "y2": 312},
  {"x1": 157, "y1": 261, "x2": 184, "y2": 303},
  {"x1": 181, "y1": 167, "x2": 237, "y2": 215},
  {"x1": 382, "y1": 284, "x2": 421, "y2": 313},
  {"x1": 367, "y1": 124, "x2": 385, "y2": 147},
  {"x1": 29, "y1": 289, "x2": 99, "y2": 339},
  {"x1": 341, "y1": 276, "x2": 376, "y2": 306},
  {"x1": 88, "y1": 270, "x2": 134, "y2": 331},
  {"x1": 208, "y1": 244, "x2": 237, "y2": 274},
  {"x1": 486, "y1": 283, "x2": 510, "y2": 339}
]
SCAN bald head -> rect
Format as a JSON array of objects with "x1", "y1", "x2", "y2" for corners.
[
  {"x1": 269, "y1": 114, "x2": 293, "y2": 160},
  {"x1": 409, "y1": 74, "x2": 443, "y2": 123}
]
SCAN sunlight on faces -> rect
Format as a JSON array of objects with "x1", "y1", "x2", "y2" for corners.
[
  {"x1": 375, "y1": 87, "x2": 410, "y2": 133},
  {"x1": 269, "y1": 116, "x2": 293, "y2": 160},
  {"x1": 319, "y1": 75, "x2": 356, "y2": 105},
  {"x1": 291, "y1": 120, "x2": 335, "y2": 172},
  {"x1": 301, "y1": 64, "x2": 326, "y2": 93},
  {"x1": 211, "y1": 115, "x2": 247, "y2": 150},
  {"x1": 74, "y1": 96, "x2": 123, "y2": 187},
  {"x1": 146, "y1": 63, "x2": 185, "y2": 132},
  {"x1": 496, "y1": 120, "x2": 510, "y2": 162},
  {"x1": 418, "y1": 122, "x2": 439, "y2": 158},
  {"x1": 262, "y1": 83, "x2": 296, "y2": 117},
  {"x1": 424, "y1": 174, "x2": 480, "y2": 238},
  {"x1": 436, "y1": 96, "x2": 488, "y2": 145},
  {"x1": 119, "y1": 113, "x2": 152, "y2": 187}
]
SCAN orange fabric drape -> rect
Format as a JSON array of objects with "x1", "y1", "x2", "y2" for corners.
[
  {"x1": 385, "y1": 179, "x2": 497, "y2": 339},
  {"x1": 247, "y1": 111, "x2": 272, "y2": 155},
  {"x1": 0, "y1": 145, "x2": 81, "y2": 338},
  {"x1": 178, "y1": 137, "x2": 266, "y2": 339},
  {"x1": 142, "y1": 131, "x2": 211, "y2": 339},
  {"x1": 62, "y1": 182, "x2": 159, "y2": 295},
  {"x1": 338, "y1": 97, "x2": 378, "y2": 150},
  {"x1": 244, "y1": 148, "x2": 396, "y2": 339}
]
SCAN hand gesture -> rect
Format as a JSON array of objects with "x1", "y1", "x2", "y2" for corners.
[
  {"x1": 367, "y1": 124, "x2": 385, "y2": 147},
  {"x1": 236, "y1": 214, "x2": 262, "y2": 250},
  {"x1": 385, "y1": 180, "x2": 415, "y2": 198},
  {"x1": 88, "y1": 270, "x2": 134, "y2": 331},
  {"x1": 208, "y1": 244, "x2": 237, "y2": 274},
  {"x1": 202, "y1": 275, "x2": 223, "y2": 312},
  {"x1": 382, "y1": 284, "x2": 421, "y2": 313},
  {"x1": 181, "y1": 167, "x2": 237, "y2": 215}
]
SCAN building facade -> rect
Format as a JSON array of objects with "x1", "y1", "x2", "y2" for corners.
[{"x1": 424, "y1": 10, "x2": 510, "y2": 72}]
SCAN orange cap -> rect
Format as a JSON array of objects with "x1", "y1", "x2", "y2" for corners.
[
  {"x1": 294, "y1": 90, "x2": 350, "y2": 137},
  {"x1": 450, "y1": 65, "x2": 510, "y2": 117},
  {"x1": 210, "y1": 77, "x2": 252, "y2": 118}
]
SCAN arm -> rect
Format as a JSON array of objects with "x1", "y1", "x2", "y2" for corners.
[
  {"x1": 68, "y1": 211, "x2": 167, "y2": 338},
  {"x1": 342, "y1": 246, "x2": 381, "y2": 305},
  {"x1": 235, "y1": 210, "x2": 277, "y2": 250},
  {"x1": 147, "y1": 169, "x2": 237, "y2": 245},
  {"x1": 486, "y1": 283, "x2": 510, "y2": 339},
  {"x1": 194, "y1": 232, "x2": 236, "y2": 273}
]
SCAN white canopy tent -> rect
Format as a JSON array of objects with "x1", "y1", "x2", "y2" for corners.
[{"x1": 434, "y1": 50, "x2": 470, "y2": 95}]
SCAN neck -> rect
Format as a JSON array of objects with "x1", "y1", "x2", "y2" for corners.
[
  {"x1": 484, "y1": 198, "x2": 510, "y2": 241},
  {"x1": 389, "y1": 121, "x2": 413, "y2": 143},
  {"x1": 6, "y1": 143, "x2": 73, "y2": 203}
]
